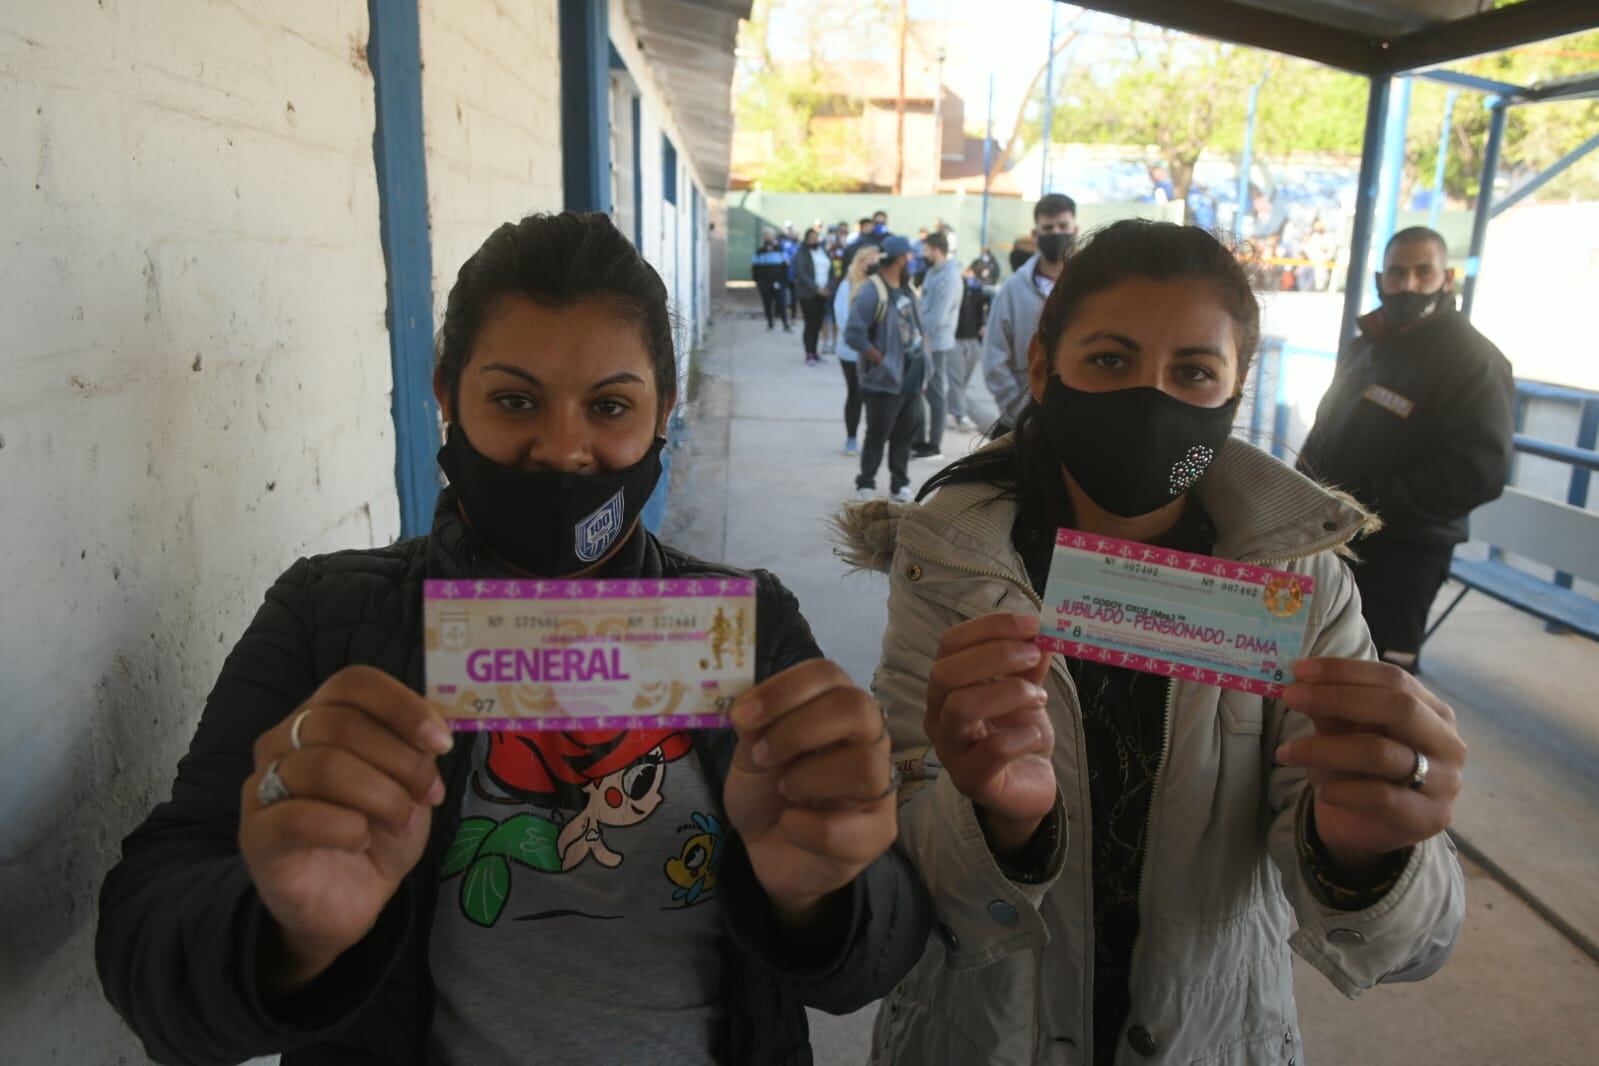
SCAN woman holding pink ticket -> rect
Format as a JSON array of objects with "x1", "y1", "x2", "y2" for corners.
[
  {"x1": 97, "y1": 212, "x2": 931, "y2": 1066},
  {"x1": 838, "y1": 220, "x2": 1467, "y2": 1065}
]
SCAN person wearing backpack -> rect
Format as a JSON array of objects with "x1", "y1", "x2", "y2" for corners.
[{"x1": 844, "y1": 235, "x2": 927, "y2": 503}]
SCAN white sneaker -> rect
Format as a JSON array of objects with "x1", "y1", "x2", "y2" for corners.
[
  {"x1": 891, "y1": 487, "x2": 914, "y2": 503},
  {"x1": 954, "y1": 415, "x2": 976, "y2": 431},
  {"x1": 855, "y1": 487, "x2": 877, "y2": 501}
]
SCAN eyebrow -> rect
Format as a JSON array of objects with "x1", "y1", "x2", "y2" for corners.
[
  {"x1": 1078, "y1": 331, "x2": 1224, "y2": 359},
  {"x1": 479, "y1": 364, "x2": 647, "y2": 390}
]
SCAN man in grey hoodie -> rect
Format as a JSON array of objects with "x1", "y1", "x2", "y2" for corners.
[
  {"x1": 844, "y1": 235, "x2": 926, "y2": 502},
  {"x1": 983, "y1": 192, "x2": 1078, "y2": 434},
  {"x1": 914, "y1": 231, "x2": 962, "y2": 460}
]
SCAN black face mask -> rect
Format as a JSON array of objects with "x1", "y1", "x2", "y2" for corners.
[
  {"x1": 1037, "y1": 232, "x2": 1075, "y2": 263},
  {"x1": 437, "y1": 424, "x2": 665, "y2": 577},
  {"x1": 1038, "y1": 378, "x2": 1237, "y2": 518},
  {"x1": 1376, "y1": 282, "x2": 1449, "y2": 328}
]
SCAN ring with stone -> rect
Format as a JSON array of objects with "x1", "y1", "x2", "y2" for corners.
[
  {"x1": 257, "y1": 759, "x2": 292, "y2": 807},
  {"x1": 1407, "y1": 750, "x2": 1430, "y2": 792},
  {"x1": 290, "y1": 707, "x2": 317, "y2": 752}
]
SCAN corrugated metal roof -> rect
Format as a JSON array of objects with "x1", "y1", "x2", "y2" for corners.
[{"x1": 623, "y1": 0, "x2": 751, "y2": 193}]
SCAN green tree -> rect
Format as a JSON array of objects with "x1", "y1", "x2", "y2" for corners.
[
  {"x1": 1405, "y1": 31, "x2": 1599, "y2": 206},
  {"x1": 732, "y1": 0, "x2": 891, "y2": 192},
  {"x1": 1022, "y1": 30, "x2": 1369, "y2": 202}
]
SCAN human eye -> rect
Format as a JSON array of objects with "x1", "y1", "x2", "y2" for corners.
[
  {"x1": 592, "y1": 397, "x2": 633, "y2": 418},
  {"x1": 1087, "y1": 352, "x2": 1128, "y2": 370},
  {"x1": 493, "y1": 393, "x2": 536, "y2": 413},
  {"x1": 1175, "y1": 365, "x2": 1219, "y2": 383}
]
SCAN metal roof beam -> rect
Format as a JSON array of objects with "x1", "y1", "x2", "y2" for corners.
[
  {"x1": 1411, "y1": 68, "x2": 1530, "y2": 99},
  {"x1": 1527, "y1": 71, "x2": 1599, "y2": 103},
  {"x1": 1383, "y1": 0, "x2": 1599, "y2": 75},
  {"x1": 1061, "y1": 0, "x2": 1385, "y2": 74}
]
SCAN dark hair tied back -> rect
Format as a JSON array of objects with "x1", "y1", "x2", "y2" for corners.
[
  {"x1": 435, "y1": 212, "x2": 676, "y2": 411},
  {"x1": 921, "y1": 220, "x2": 1261, "y2": 506}
]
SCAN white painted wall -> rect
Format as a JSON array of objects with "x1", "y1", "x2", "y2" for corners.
[
  {"x1": 419, "y1": 0, "x2": 564, "y2": 319},
  {"x1": 0, "y1": 0, "x2": 725, "y2": 1058},
  {"x1": 0, "y1": 1, "x2": 396, "y2": 1061}
]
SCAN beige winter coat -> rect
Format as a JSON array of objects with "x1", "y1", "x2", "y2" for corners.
[{"x1": 836, "y1": 438, "x2": 1465, "y2": 1066}]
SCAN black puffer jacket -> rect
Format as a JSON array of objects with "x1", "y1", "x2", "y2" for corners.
[
  {"x1": 1298, "y1": 301, "x2": 1515, "y2": 546},
  {"x1": 97, "y1": 494, "x2": 932, "y2": 1065}
]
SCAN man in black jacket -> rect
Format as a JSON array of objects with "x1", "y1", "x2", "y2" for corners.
[{"x1": 1299, "y1": 226, "x2": 1515, "y2": 670}]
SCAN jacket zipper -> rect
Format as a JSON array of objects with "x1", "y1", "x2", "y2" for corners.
[
  {"x1": 897, "y1": 540, "x2": 1043, "y2": 609},
  {"x1": 1122, "y1": 678, "x2": 1176, "y2": 1052},
  {"x1": 1115, "y1": 527, "x2": 1357, "y2": 1050}
]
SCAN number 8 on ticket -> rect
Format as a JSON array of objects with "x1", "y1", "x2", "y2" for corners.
[
  {"x1": 424, "y1": 578, "x2": 756, "y2": 731},
  {"x1": 1037, "y1": 530, "x2": 1317, "y2": 698}
]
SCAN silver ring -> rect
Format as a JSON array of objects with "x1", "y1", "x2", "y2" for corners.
[
  {"x1": 290, "y1": 707, "x2": 317, "y2": 751},
  {"x1": 1408, "y1": 750, "x2": 1430, "y2": 792},
  {"x1": 257, "y1": 759, "x2": 292, "y2": 807}
]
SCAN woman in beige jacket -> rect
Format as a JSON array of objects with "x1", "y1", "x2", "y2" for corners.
[{"x1": 837, "y1": 221, "x2": 1467, "y2": 1065}]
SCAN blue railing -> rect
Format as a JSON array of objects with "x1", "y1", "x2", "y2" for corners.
[
  {"x1": 1253, "y1": 339, "x2": 1599, "y2": 593},
  {"x1": 1251, "y1": 339, "x2": 1599, "y2": 511}
]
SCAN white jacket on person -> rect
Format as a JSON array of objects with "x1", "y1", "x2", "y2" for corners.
[{"x1": 835, "y1": 437, "x2": 1466, "y2": 1066}]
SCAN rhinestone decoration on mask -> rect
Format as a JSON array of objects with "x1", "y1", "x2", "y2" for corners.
[{"x1": 1168, "y1": 444, "x2": 1215, "y2": 496}]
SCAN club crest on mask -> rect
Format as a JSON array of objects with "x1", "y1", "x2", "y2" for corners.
[{"x1": 575, "y1": 489, "x2": 626, "y2": 563}]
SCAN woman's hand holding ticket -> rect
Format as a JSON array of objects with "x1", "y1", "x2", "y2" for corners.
[
  {"x1": 925, "y1": 613, "x2": 1057, "y2": 857},
  {"x1": 725, "y1": 660, "x2": 896, "y2": 930},
  {"x1": 239, "y1": 665, "x2": 452, "y2": 994},
  {"x1": 1275, "y1": 658, "x2": 1466, "y2": 874}
]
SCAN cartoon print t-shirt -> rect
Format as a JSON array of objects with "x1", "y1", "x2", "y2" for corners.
[{"x1": 429, "y1": 728, "x2": 725, "y2": 1065}]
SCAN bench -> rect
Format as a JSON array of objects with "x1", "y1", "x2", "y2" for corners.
[{"x1": 1426, "y1": 485, "x2": 1599, "y2": 644}]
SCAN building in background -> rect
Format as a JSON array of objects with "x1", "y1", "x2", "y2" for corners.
[
  {"x1": 0, "y1": 2, "x2": 745, "y2": 1061},
  {"x1": 730, "y1": 19, "x2": 982, "y2": 194}
]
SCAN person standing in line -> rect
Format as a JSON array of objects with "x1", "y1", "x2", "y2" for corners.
[
  {"x1": 1298, "y1": 226, "x2": 1514, "y2": 672},
  {"x1": 840, "y1": 221, "x2": 1466, "y2": 1066},
  {"x1": 751, "y1": 230, "x2": 791, "y2": 332},
  {"x1": 793, "y1": 227, "x2": 834, "y2": 366},
  {"x1": 913, "y1": 231, "x2": 962, "y2": 461},
  {"x1": 970, "y1": 247, "x2": 1001, "y2": 289},
  {"x1": 833, "y1": 245, "x2": 880, "y2": 457},
  {"x1": 845, "y1": 235, "x2": 926, "y2": 503},
  {"x1": 1008, "y1": 235, "x2": 1036, "y2": 275},
  {"x1": 95, "y1": 211, "x2": 932, "y2": 1066},
  {"x1": 910, "y1": 228, "x2": 930, "y2": 288},
  {"x1": 947, "y1": 268, "x2": 987, "y2": 433},
  {"x1": 985, "y1": 193, "x2": 1079, "y2": 436},
  {"x1": 779, "y1": 222, "x2": 801, "y2": 319},
  {"x1": 820, "y1": 225, "x2": 850, "y2": 355},
  {"x1": 842, "y1": 212, "x2": 890, "y2": 275}
]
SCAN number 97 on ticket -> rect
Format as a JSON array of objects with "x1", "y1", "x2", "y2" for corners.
[
  {"x1": 1036, "y1": 530, "x2": 1317, "y2": 698},
  {"x1": 423, "y1": 578, "x2": 757, "y2": 731}
]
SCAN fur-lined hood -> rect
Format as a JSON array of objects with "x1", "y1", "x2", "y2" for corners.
[{"x1": 833, "y1": 436, "x2": 1378, "y2": 578}]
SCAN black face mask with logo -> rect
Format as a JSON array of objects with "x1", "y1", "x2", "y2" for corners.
[
  {"x1": 1037, "y1": 377, "x2": 1238, "y2": 518},
  {"x1": 437, "y1": 424, "x2": 665, "y2": 577}
]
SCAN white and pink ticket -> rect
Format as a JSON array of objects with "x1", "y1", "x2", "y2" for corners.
[
  {"x1": 423, "y1": 578, "x2": 756, "y2": 731},
  {"x1": 1036, "y1": 529, "x2": 1318, "y2": 698}
]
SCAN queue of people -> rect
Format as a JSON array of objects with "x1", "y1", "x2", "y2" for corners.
[{"x1": 96, "y1": 208, "x2": 1477, "y2": 1066}]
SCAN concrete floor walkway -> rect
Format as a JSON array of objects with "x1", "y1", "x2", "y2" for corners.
[{"x1": 662, "y1": 291, "x2": 1599, "y2": 1066}]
